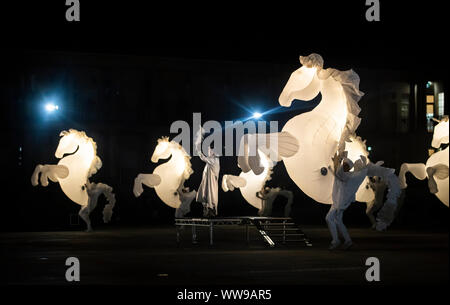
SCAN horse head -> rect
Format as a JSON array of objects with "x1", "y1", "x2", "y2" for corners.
[
  {"x1": 151, "y1": 137, "x2": 172, "y2": 163},
  {"x1": 432, "y1": 117, "x2": 449, "y2": 149},
  {"x1": 278, "y1": 53, "x2": 323, "y2": 107},
  {"x1": 56, "y1": 130, "x2": 80, "y2": 159}
]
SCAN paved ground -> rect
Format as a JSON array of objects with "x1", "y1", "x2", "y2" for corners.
[{"x1": 1, "y1": 224, "x2": 448, "y2": 285}]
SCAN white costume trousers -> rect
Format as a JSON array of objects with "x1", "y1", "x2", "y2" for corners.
[{"x1": 326, "y1": 206, "x2": 351, "y2": 245}]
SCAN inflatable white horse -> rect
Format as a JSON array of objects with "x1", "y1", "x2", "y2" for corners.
[
  {"x1": 222, "y1": 148, "x2": 274, "y2": 212},
  {"x1": 31, "y1": 129, "x2": 116, "y2": 231},
  {"x1": 222, "y1": 129, "x2": 300, "y2": 213},
  {"x1": 133, "y1": 137, "x2": 194, "y2": 209},
  {"x1": 399, "y1": 117, "x2": 449, "y2": 206},
  {"x1": 237, "y1": 54, "x2": 401, "y2": 230}
]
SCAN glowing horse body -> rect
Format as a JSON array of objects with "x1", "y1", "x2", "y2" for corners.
[
  {"x1": 238, "y1": 54, "x2": 369, "y2": 204},
  {"x1": 399, "y1": 117, "x2": 449, "y2": 206},
  {"x1": 222, "y1": 149, "x2": 274, "y2": 211},
  {"x1": 134, "y1": 137, "x2": 194, "y2": 209},
  {"x1": 277, "y1": 54, "x2": 401, "y2": 229},
  {"x1": 31, "y1": 129, "x2": 116, "y2": 231},
  {"x1": 237, "y1": 54, "x2": 400, "y2": 230},
  {"x1": 278, "y1": 54, "x2": 366, "y2": 204}
]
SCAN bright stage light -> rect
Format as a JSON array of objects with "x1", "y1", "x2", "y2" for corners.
[
  {"x1": 45, "y1": 103, "x2": 59, "y2": 112},
  {"x1": 253, "y1": 112, "x2": 262, "y2": 119}
]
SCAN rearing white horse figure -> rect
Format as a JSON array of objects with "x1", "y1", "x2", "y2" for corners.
[
  {"x1": 278, "y1": 54, "x2": 364, "y2": 204},
  {"x1": 238, "y1": 54, "x2": 401, "y2": 230},
  {"x1": 31, "y1": 129, "x2": 116, "y2": 231},
  {"x1": 133, "y1": 137, "x2": 194, "y2": 209},
  {"x1": 399, "y1": 117, "x2": 449, "y2": 206}
]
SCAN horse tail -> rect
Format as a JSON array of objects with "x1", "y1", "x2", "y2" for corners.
[
  {"x1": 367, "y1": 165, "x2": 402, "y2": 231},
  {"x1": 100, "y1": 183, "x2": 116, "y2": 223}
]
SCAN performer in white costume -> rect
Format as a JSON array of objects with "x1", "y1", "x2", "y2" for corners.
[
  {"x1": 175, "y1": 178, "x2": 197, "y2": 218},
  {"x1": 256, "y1": 187, "x2": 293, "y2": 217},
  {"x1": 83, "y1": 181, "x2": 116, "y2": 232},
  {"x1": 195, "y1": 128, "x2": 220, "y2": 217},
  {"x1": 326, "y1": 152, "x2": 369, "y2": 250},
  {"x1": 365, "y1": 176, "x2": 387, "y2": 229}
]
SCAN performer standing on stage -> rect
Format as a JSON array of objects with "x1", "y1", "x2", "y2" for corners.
[{"x1": 194, "y1": 127, "x2": 220, "y2": 217}]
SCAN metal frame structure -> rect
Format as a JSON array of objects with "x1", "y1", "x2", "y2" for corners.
[{"x1": 175, "y1": 216, "x2": 312, "y2": 247}]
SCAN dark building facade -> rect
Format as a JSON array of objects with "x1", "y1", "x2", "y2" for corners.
[{"x1": 2, "y1": 50, "x2": 448, "y2": 231}]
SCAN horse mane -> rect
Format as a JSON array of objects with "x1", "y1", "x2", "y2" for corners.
[
  {"x1": 258, "y1": 149, "x2": 274, "y2": 187},
  {"x1": 157, "y1": 136, "x2": 170, "y2": 143},
  {"x1": 167, "y1": 139, "x2": 194, "y2": 178},
  {"x1": 300, "y1": 53, "x2": 365, "y2": 154},
  {"x1": 348, "y1": 134, "x2": 369, "y2": 156},
  {"x1": 60, "y1": 129, "x2": 102, "y2": 178},
  {"x1": 263, "y1": 165, "x2": 274, "y2": 185}
]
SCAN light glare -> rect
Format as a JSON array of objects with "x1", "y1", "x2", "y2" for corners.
[
  {"x1": 45, "y1": 103, "x2": 59, "y2": 112},
  {"x1": 253, "y1": 112, "x2": 262, "y2": 119}
]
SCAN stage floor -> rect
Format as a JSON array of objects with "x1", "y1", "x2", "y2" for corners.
[{"x1": 1, "y1": 225, "x2": 448, "y2": 285}]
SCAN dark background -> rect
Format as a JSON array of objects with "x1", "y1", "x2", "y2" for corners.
[{"x1": 1, "y1": 1, "x2": 448, "y2": 231}]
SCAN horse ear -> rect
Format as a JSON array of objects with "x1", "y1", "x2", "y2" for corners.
[{"x1": 59, "y1": 130, "x2": 68, "y2": 137}]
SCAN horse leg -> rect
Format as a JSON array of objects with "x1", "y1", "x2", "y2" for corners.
[
  {"x1": 426, "y1": 164, "x2": 449, "y2": 194},
  {"x1": 31, "y1": 164, "x2": 69, "y2": 187},
  {"x1": 79, "y1": 196, "x2": 98, "y2": 232},
  {"x1": 133, "y1": 174, "x2": 161, "y2": 197},
  {"x1": 79, "y1": 205, "x2": 92, "y2": 232},
  {"x1": 399, "y1": 163, "x2": 426, "y2": 189},
  {"x1": 31, "y1": 165, "x2": 43, "y2": 186}
]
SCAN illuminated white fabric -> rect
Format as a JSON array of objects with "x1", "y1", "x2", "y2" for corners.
[
  {"x1": 227, "y1": 132, "x2": 297, "y2": 211},
  {"x1": 31, "y1": 129, "x2": 102, "y2": 206},
  {"x1": 31, "y1": 129, "x2": 116, "y2": 231},
  {"x1": 195, "y1": 149, "x2": 220, "y2": 210},
  {"x1": 279, "y1": 54, "x2": 364, "y2": 204},
  {"x1": 399, "y1": 118, "x2": 449, "y2": 206},
  {"x1": 134, "y1": 137, "x2": 194, "y2": 209}
]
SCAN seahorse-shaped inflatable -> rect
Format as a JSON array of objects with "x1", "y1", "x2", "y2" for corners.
[{"x1": 133, "y1": 137, "x2": 194, "y2": 209}]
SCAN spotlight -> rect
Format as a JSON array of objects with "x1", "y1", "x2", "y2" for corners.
[
  {"x1": 45, "y1": 103, "x2": 59, "y2": 112},
  {"x1": 253, "y1": 112, "x2": 262, "y2": 119}
]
